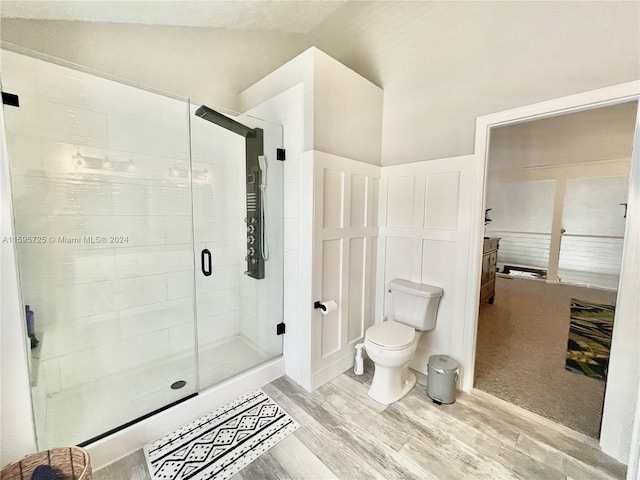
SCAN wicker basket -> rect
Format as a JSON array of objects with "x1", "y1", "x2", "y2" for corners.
[{"x1": 1, "y1": 447, "x2": 91, "y2": 480}]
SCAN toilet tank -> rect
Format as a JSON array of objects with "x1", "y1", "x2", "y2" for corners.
[{"x1": 389, "y1": 279, "x2": 443, "y2": 331}]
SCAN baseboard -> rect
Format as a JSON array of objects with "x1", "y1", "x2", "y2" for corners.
[
  {"x1": 311, "y1": 351, "x2": 356, "y2": 391},
  {"x1": 86, "y1": 357, "x2": 286, "y2": 470}
]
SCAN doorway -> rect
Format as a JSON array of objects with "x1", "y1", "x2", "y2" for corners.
[{"x1": 473, "y1": 101, "x2": 638, "y2": 438}]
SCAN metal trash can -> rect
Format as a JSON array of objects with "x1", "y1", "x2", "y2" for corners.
[{"x1": 426, "y1": 355, "x2": 459, "y2": 405}]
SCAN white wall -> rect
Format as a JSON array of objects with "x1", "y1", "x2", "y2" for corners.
[
  {"x1": 240, "y1": 47, "x2": 383, "y2": 166},
  {"x1": 379, "y1": 155, "x2": 475, "y2": 384},
  {"x1": 0, "y1": 80, "x2": 38, "y2": 467},
  {"x1": 311, "y1": 51, "x2": 383, "y2": 166},
  {"x1": 0, "y1": 19, "x2": 307, "y2": 112},
  {"x1": 600, "y1": 99, "x2": 640, "y2": 469},
  {"x1": 488, "y1": 102, "x2": 638, "y2": 172},
  {"x1": 307, "y1": 1, "x2": 639, "y2": 164}
]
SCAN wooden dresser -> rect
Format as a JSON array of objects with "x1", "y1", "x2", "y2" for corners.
[{"x1": 480, "y1": 237, "x2": 500, "y2": 304}]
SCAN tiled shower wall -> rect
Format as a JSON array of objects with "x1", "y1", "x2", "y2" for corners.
[{"x1": 2, "y1": 51, "x2": 199, "y2": 399}]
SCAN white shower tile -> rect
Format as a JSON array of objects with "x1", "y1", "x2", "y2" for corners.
[
  {"x1": 19, "y1": 289, "x2": 59, "y2": 326},
  {"x1": 194, "y1": 216, "x2": 240, "y2": 244},
  {"x1": 46, "y1": 247, "x2": 117, "y2": 285},
  {"x1": 68, "y1": 311, "x2": 120, "y2": 327},
  {"x1": 239, "y1": 312, "x2": 259, "y2": 345},
  {"x1": 1, "y1": 51, "x2": 38, "y2": 94},
  {"x1": 48, "y1": 215, "x2": 116, "y2": 245},
  {"x1": 4, "y1": 134, "x2": 44, "y2": 176},
  {"x1": 112, "y1": 183, "x2": 191, "y2": 216},
  {"x1": 169, "y1": 323, "x2": 196, "y2": 355},
  {"x1": 39, "y1": 315, "x2": 121, "y2": 360},
  {"x1": 107, "y1": 116, "x2": 189, "y2": 158},
  {"x1": 164, "y1": 216, "x2": 193, "y2": 245},
  {"x1": 57, "y1": 350, "x2": 107, "y2": 389},
  {"x1": 11, "y1": 176, "x2": 113, "y2": 216},
  {"x1": 113, "y1": 215, "x2": 165, "y2": 247},
  {"x1": 196, "y1": 288, "x2": 240, "y2": 318},
  {"x1": 54, "y1": 280, "x2": 115, "y2": 321},
  {"x1": 39, "y1": 358, "x2": 61, "y2": 396},
  {"x1": 112, "y1": 183, "x2": 153, "y2": 215},
  {"x1": 58, "y1": 330, "x2": 170, "y2": 389},
  {"x1": 203, "y1": 187, "x2": 242, "y2": 218},
  {"x1": 119, "y1": 297, "x2": 194, "y2": 338},
  {"x1": 167, "y1": 271, "x2": 195, "y2": 300},
  {"x1": 122, "y1": 329, "x2": 172, "y2": 373},
  {"x1": 195, "y1": 264, "x2": 240, "y2": 294},
  {"x1": 115, "y1": 245, "x2": 192, "y2": 278},
  {"x1": 113, "y1": 274, "x2": 167, "y2": 310},
  {"x1": 191, "y1": 188, "x2": 207, "y2": 217},
  {"x1": 5, "y1": 96, "x2": 109, "y2": 149},
  {"x1": 159, "y1": 95, "x2": 189, "y2": 129},
  {"x1": 13, "y1": 214, "x2": 49, "y2": 238},
  {"x1": 197, "y1": 312, "x2": 240, "y2": 346},
  {"x1": 153, "y1": 184, "x2": 193, "y2": 216}
]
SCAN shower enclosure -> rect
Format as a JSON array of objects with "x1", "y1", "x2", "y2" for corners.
[{"x1": 1, "y1": 49, "x2": 284, "y2": 449}]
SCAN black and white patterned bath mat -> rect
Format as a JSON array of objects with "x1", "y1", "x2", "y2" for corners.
[{"x1": 144, "y1": 389, "x2": 298, "y2": 480}]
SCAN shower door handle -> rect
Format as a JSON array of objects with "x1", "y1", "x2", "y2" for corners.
[{"x1": 201, "y1": 249, "x2": 212, "y2": 277}]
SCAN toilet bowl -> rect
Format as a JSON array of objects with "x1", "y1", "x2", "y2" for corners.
[
  {"x1": 365, "y1": 321, "x2": 422, "y2": 404},
  {"x1": 364, "y1": 279, "x2": 443, "y2": 405}
]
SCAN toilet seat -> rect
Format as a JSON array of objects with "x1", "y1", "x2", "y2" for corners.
[{"x1": 366, "y1": 321, "x2": 415, "y2": 350}]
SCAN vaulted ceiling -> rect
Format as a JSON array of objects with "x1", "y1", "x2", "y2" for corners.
[{"x1": 2, "y1": 1, "x2": 639, "y2": 163}]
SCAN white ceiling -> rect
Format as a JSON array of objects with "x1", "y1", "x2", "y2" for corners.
[
  {"x1": 1, "y1": 1, "x2": 638, "y2": 163},
  {"x1": 0, "y1": 0, "x2": 345, "y2": 33}
]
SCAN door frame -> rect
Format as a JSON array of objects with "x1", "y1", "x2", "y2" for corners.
[{"x1": 462, "y1": 81, "x2": 640, "y2": 465}]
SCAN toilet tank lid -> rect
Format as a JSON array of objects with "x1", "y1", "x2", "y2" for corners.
[{"x1": 389, "y1": 279, "x2": 443, "y2": 298}]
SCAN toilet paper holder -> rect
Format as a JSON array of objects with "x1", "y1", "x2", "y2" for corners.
[
  {"x1": 314, "y1": 300, "x2": 336, "y2": 312},
  {"x1": 314, "y1": 301, "x2": 327, "y2": 311}
]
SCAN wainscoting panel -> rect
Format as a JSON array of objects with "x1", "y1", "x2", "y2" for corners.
[
  {"x1": 424, "y1": 171, "x2": 460, "y2": 230},
  {"x1": 311, "y1": 152, "x2": 381, "y2": 390},
  {"x1": 379, "y1": 155, "x2": 475, "y2": 385}
]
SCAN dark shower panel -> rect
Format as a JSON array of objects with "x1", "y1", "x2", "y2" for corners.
[
  {"x1": 195, "y1": 105, "x2": 265, "y2": 279},
  {"x1": 245, "y1": 128, "x2": 265, "y2": 279}
]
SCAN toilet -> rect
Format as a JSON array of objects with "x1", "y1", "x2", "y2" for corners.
[{"x1": 364, "y1": 278, "x2": 443, "y2": 405}]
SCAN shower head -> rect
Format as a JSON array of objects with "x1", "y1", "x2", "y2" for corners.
[{"x1": 195, "y1": 105, "x2": 256, "y2": 138}]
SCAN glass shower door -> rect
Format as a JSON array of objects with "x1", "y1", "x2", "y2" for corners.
[
  {"x1": 1, "y1": 50, "x2": 198, "y2": 448},
  {"x1": 189, "y1": 104, "x2": 284, "y2": 389}
]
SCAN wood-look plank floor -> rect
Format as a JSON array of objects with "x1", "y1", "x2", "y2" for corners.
[{"x1": 94, "y1": 368, "x2": 626, "y2": 480}]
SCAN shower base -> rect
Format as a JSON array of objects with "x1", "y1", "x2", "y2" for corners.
[{"x1": 34, "y1": 335, "x2": 278, "y2": 450}]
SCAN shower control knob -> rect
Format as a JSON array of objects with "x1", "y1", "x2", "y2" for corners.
[
  {"x1": 251, "y1": 258, "x2": 257, "y2": 265},
  {"x1": 247, "y1": 225, "x2": 255, "y2": 234},
  {"x1": 247, "y1": 247, "x2": 255, "y2": 256},
  {"x1": 247, "y1": 236, "x2": 255, "y2": 244}
]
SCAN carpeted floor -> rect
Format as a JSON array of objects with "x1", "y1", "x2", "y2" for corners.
[{"x1": 474, "y1": 275, "x2": 617, "y2": 439}]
